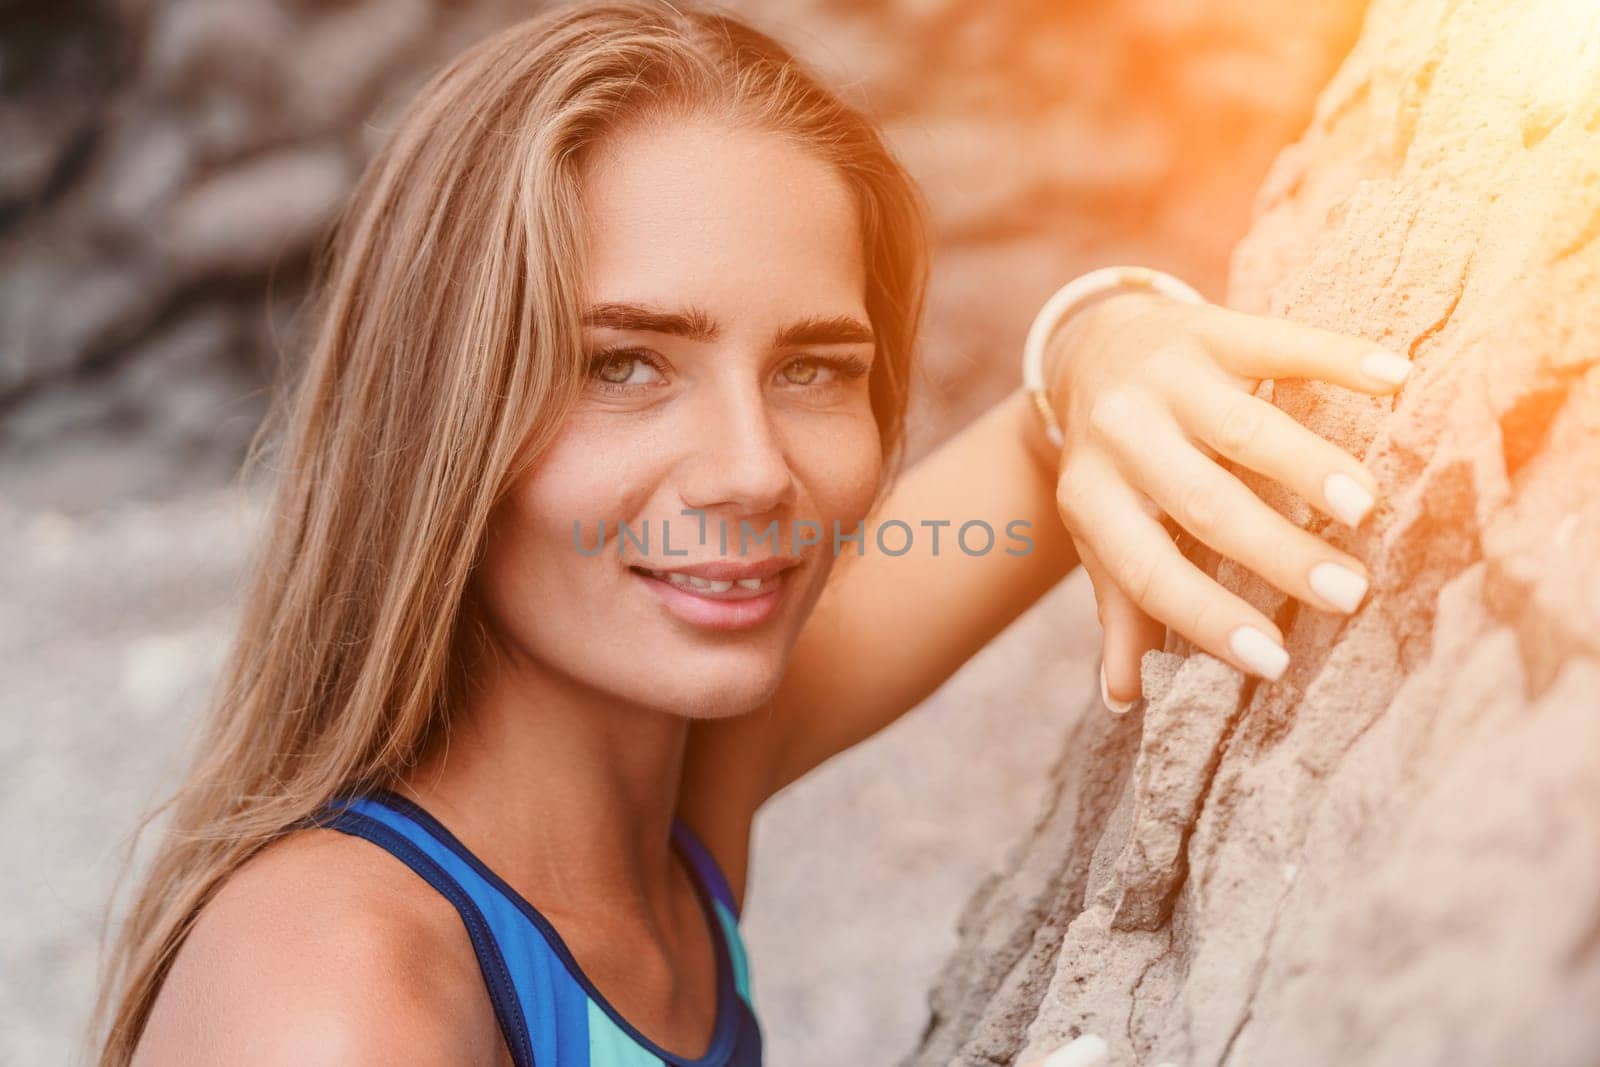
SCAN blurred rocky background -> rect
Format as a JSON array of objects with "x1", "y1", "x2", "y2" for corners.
[{"x1": 0, "y1": 1, "x2": 1367, "y2": 1063}]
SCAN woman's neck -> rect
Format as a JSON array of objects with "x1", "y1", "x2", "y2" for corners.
[{"x1": 397, "y1": 644, "x2": 691, "y2": 923}]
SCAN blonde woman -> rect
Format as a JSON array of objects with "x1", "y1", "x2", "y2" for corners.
[{"x1": 92, "y1": 4, "x2": 1406, "y2": 1065}]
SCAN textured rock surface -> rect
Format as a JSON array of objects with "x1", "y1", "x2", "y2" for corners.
[{"x1": 913, "y1": 2, "x2": 1600, "y2": 1065}]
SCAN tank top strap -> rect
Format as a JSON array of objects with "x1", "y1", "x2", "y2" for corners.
[
  {"x1": 668, "y1": 818, "x2": 753, "y2": 1009},
  {"x1": 667, "y1": 818, "x2": 740, "y2": 921},
  {"x1": 305, "y1": 791, "x2": 762, "y2": 1066},
  {"x1": 305, "y1": 792, "x2": 581, "y2": 1067}
]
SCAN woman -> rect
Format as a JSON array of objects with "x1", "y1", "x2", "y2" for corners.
[{"x1": 93, "y1": 3, "x2": 1405, "y2": 1065}]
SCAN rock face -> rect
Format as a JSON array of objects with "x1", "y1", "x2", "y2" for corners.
[{"x1": 912, "y1": 2, "x2": 1600, "y2": 1065}]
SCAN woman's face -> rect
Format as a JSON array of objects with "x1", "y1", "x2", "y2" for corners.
[{"x1": 472, "y1": 114, "x2": 884, "y2": 719}]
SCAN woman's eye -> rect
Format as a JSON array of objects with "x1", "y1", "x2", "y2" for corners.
[
  {"x1": 778, "y1": 354, "x2": 870, "y2": 388},
  {"x1": 586, "y1": 350, "x2": 869, "y2": 395},
  {"x1": 782, "y1": 358, "x2": 820, "y2": 386},
  {"x1": 587, "y1": 349, "x2": 665, "y2": 392}
]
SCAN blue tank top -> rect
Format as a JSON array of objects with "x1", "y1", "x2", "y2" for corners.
[{"x1": 306, "y1": 789, "x2": 764, "y2": 1066}]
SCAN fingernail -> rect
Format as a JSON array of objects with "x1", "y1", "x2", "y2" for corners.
[
  {"x1": 1100, "y1": 663, "x2": 1137, "y2": 715},
  {"x1": 1323, "y1": 472, "x2": 1375, "y2": 527},
  {"x1": 1361, "y1": 348, "x2": 1412, "y2": 385},
  {"x1": 1228, "y1": 625, "x2": 1289, "y2": 680},
  {"x1": 1309, "y1": 560, "x2": 1369, "y2": 613},
  {"x1": 1042, "y1": 1034, "x2": 1110, "y2": 1067}
]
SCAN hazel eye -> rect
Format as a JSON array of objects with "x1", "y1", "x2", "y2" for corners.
[
  {"x1": 777, "y1": 354, "x2": 870, "y2": 389},
  {"x1": 587, "y1": 348, "x2": 666, "y2": 393},
  {"x1": 595, "y1": 355, "x2": 637, "y2": 384},
  {"x1": 782, "y1": 358, "x2": 820, "y2": 386}
]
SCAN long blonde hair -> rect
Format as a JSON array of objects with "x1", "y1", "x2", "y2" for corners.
[{"x1": 89, "y1": 3, "x2": 927, "y2": 1062}]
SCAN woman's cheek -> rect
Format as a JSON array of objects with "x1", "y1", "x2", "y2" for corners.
[
  {"x1": 796, "y1": 408, "x2": 885, "y2": 531},
  {"x1": 522, "y1": 415, "x2": 660, "y2": 539}
]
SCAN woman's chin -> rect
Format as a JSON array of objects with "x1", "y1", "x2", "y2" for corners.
[{"x1": 629, "y1": 658, "x2": 787, "y2": 721}]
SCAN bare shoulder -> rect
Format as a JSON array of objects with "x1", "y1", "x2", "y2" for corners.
[{"x1": 133, "y1": 826, "x2": 509, "y2": 1066}]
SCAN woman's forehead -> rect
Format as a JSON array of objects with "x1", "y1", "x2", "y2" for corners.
[{"x1": 578, "y1": 117, "x2": 866, "y2": 307}]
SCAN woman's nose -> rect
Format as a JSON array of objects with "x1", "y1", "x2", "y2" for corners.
[{"x1": 676, "y1": 379, "x2": 795, "y2": 519}]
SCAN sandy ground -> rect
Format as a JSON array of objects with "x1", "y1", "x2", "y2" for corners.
[{"x1": 1, "y1": 480, "x2": 1102, "y2": 1066}]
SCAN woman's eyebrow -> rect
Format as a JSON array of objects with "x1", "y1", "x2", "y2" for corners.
[
  {"x1": 583, "y1": 303, "x2": 719, "y2": 341},
  {"x1": 773, "y1": 315, "x2": 875, "y2": 347},
  {"x1": 581, "y1": 304, "x2": 874, "y2": 348}
]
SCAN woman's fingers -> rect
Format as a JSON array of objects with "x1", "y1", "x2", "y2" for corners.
[
  {"x1": 1184, "y1": 301, "x2": 1413, "y2": 395},
  {"x1": 1056, "y1": 450, "x2": 1290, "y2": 680},
  {"x1": 1171, "y1": 378, "x2": 1382, "y2": 528},
  {"x1": 1096, "y1": 410, "x2": 1372, "y2": 619},
  {"x1": 1047, "y1": 295, "x2": 1399, "y2": 691},
  {"x1": 1076, "y1": 536, "x2": 1164, "y2": 711}
]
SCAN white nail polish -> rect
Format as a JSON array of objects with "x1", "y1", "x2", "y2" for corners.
[
  {"x1": 1043, "y1": 1034, "x2": 1110, "y2": 1067},
  {"x1": 1229, "y1": 625, "x2": 1289, "y2": 680},
  {"x1": 1100, "y1": 663, "x2": 1137, "y2": 715},
  {"x1": 1323, "y1": 472, "x2": 1375, "y2": 526},
  {"x1": 1309, "y1": 560, "x2": 1369, "y2": 613},
  {"x1": 1361, "y1": 348, "x2": 1412, "y2": 385}
]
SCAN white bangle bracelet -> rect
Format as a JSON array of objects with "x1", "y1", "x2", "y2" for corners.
[{"x1": 1022, "y1": 265, "x2": 1208, "y2": 449}]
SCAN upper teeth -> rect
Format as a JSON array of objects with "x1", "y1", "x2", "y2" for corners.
[{"x1": 644, "y1": 569, "x2": 765, "y2": 592}]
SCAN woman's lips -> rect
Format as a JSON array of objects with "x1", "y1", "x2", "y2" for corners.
[{"x1": 630, "y1": 564, "x2": 791, "y2": 630}]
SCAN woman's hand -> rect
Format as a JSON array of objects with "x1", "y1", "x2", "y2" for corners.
[{"x1": 1037, "y1": 287, "x2": 1411, "y2": 709}]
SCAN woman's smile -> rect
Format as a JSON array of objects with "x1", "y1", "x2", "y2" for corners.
[{"x1": 630, "y1": 556, "x2": 803, "y2": 630}]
